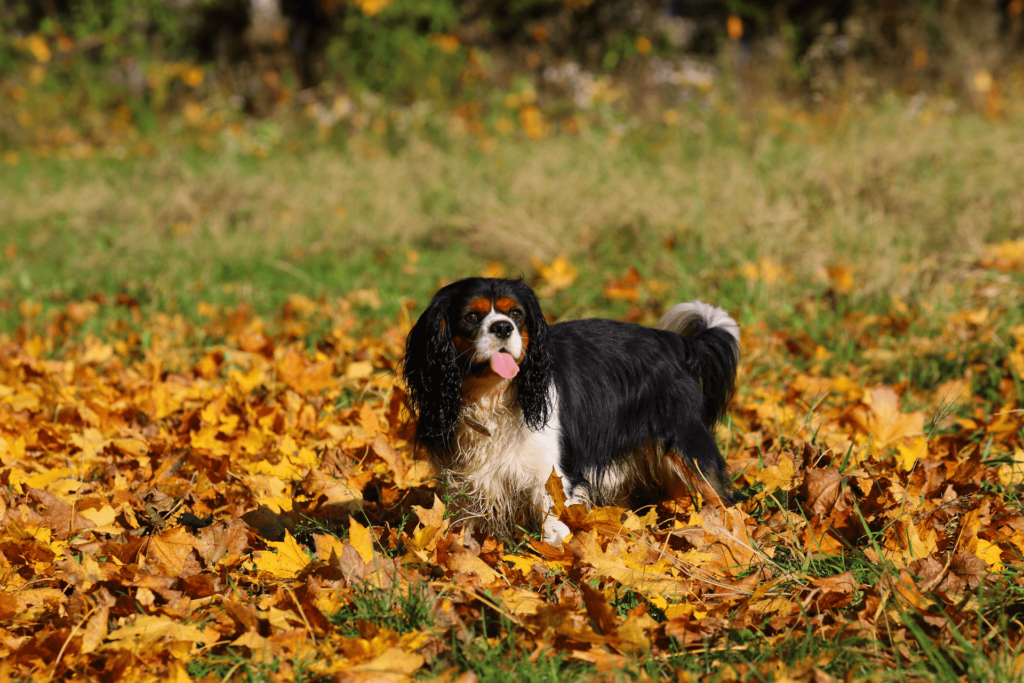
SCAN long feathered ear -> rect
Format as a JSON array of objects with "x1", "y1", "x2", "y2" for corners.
[
  {"x1": 513, "y1": 281, "x2": 553, "y2": 431},
  {"x1": 402, "y1": 293, "x2": 461, "y2": 451}
]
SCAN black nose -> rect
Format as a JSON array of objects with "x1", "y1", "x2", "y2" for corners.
[{"x1": 489, "y1": 320, "x2": 513, "y2": 339}]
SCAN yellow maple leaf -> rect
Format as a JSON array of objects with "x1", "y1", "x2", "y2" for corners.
[
  {"x1": 573, "y1": 531, "x2": 686, "y2": 604},
  {"x1": 9, "y1": 466, "x2": 71, "y2": 493},
  {"x1": 480, "y1": 262, "x2": 505, "y2": 278},
  {"x1": 18, "y1": 34, "x2": 52, "y2": 63},
  {"x1": 502, "y1": 554, "x2": 541, "y2": 575},
  {"x1": 110, "y1": 437, "x2": 149, "y2": 458},
  {"x1": 350, "y1": 518, "x2": 376, "y2": 564},
  {"x1": 880, "y1": 519, "x2": 937, "y2": 568},
  {"x1": 78, "y1": 505, "x2": 123, "y2": 534},
  {"x1": 401, "y1": 525, "x2": 440, "y2": 564},
  {"x1": 344, "y1": 647, "x2": 424, "y2": 678},
  {"x1": 277, "y1": 349, "x2": 334, "y2": 394},
  {"x1": 355, "y1": 0, "x2": 392, "y2": 17},
  {"x1": 147, "y1": 526, "x2": 198, "y2": 575},
  {"x1": 752, "y1": 453, "x2": 796, "y2": 496},
  {"x1": 850, "y1": 386, "x2": 925, "y2": 448},
  {"x1": 895, "y1": 436, "x2": 927, "y2": 472},
  {"x1": 501, "y1": 587, "x2": 545, "y2": 616},
  {"x1": 827, "y1": 265, "x2": 856, "y2": 294},
  {"x1": 975, "y1": 539, "x2": 1004, "y2": 572},
  {"x1": 107, "y1": 615, "x2": 213, "y2": 648},
  {"x1": 358, "y1": 402, "x2": 381, "y2": 435},
  {"x1": 345, "y1": 360, "x2": 375, "y2": 380},
  {"x1": 313, "y1": 533, "x2": 345, "y2": 562},
  {"x1": 530, "y1": 255, "x2": 578, "y2": 291},
  {"x1": 228, "y1": 364, "x2": 265, "y2": 398},
  {"x1": 248, "y1": 531, "x2": 312, "y2": 579},
  {"x1": 998, "y1": 448, "x2": 1024, "y2": 487}
]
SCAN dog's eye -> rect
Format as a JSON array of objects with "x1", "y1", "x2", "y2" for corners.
[
  {"x1": 509, "y1": 309, "x2": 523, "y2": 320},
  {"x1": 463, "y1": 312, "x2": 480, "y2": 324}
]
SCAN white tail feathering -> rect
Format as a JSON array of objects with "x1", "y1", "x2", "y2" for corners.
[{"x1": 656, "y1": 300, "x2": 740, "y2": 345}]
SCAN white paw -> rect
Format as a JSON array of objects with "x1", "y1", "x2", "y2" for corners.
[{"x1": 542, "y1": 517, "x2": 571, "y2": 546}]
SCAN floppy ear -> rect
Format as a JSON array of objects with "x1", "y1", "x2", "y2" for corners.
[
  {"x1": 402, "y1": 293, "x2": 461, "y2": 451},
  {"x1": 513, "y1": 281, "x2": 553, "y2": 431}
]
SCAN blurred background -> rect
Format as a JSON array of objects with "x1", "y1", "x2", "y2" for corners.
[{"x1": 2, "y1": 0, "x2": 1023, "y2": 333}]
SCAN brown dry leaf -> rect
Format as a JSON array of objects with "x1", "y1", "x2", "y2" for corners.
[
  {"x1": 194, "y1": 518, "x2": 250, "y2": 565},
  {"x1": 146, "y1": 526, "x2": 202, "y2": 576},
  {"x1": 580, "y1": 582, "x2": 619, "y2": 638},
  {"x1": 802, "y1": 468, "x2": 853, "y2": 521},
  {"x1": 944, "y1": 552, "x2": 989, "y2": 593},
  {"x1": 812, "y1": 572, "x2": 857, "y2": 594},
  {"x1": 372, "y1": 433, "x2": 408, "y2": 486},
  {"x1": 25, "y1": 487, "x2": 95, "y2": 536},
  {"x1": 446, "y1": 552, "x2": 499, "y2": 584},
  {"x1": 544, "y1": 468, "x2": 568, "y2": 519},
  {"x1": 336, "y1": 647, "x2": 425, "y2": 682}
]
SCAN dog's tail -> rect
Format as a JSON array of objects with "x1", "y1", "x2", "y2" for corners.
[{"x1": 657, "y1": 300, "x2": 740, "y2": 428}]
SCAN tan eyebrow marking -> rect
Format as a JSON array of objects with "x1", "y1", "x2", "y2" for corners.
[
  {"x1": 468, "y1": 297, "x2": 492, "y2": 314},
  {"x1": 494, "y1": 297, "x2": 518, "y2": 314}
]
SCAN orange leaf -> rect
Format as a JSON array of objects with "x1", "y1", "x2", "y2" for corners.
[{"x1": 276, "y1": 349, "x2": 334, "y2": 394}]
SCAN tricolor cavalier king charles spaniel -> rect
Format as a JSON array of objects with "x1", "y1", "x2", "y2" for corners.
[{"x1": 403, "y1": 277, "x2": 740, "y2": 545}]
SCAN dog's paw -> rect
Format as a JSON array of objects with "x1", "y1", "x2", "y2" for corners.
[{"x1": 542, "y1": 517, "x2": 571, "y2": 546}]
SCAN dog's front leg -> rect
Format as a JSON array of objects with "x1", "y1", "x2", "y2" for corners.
[
  {"x1": 539, "y1": 475, "x2": 581, "y2": 546},
  {"x1": 542, "y1": 513, "x2": 571, "y2": 546}
]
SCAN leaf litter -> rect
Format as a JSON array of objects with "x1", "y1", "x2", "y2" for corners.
[{"x1": 1, "y1": 250, "x2": 1024, "y2": 681}]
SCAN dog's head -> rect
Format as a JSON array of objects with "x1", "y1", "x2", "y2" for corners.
[{"x1": 402, "y1": 278, "x2": 552, "y2": 450}]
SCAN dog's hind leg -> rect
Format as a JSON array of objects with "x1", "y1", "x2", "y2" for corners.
[{"x1": 665, "y1": 422, "x2": 739, "y2": 507}]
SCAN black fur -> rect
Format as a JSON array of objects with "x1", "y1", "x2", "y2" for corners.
[
  {"x1": 548, "y1": 319, "x2": 740, "y2": 504},
  {"x1": 402, "y1": 290, "x2": 462, "y2": 451},
  {"x1": 402, "y1": 277, "x2": 740, "y2": 507}
]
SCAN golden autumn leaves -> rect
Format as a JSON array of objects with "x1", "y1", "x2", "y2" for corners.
[{"x1": 0, "y1": 247, "x2": 1023, "y2": 680}]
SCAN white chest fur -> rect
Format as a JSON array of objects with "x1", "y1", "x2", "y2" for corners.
[{"x1": 437, "y1": 383, "x2": 566, "y2": 539}]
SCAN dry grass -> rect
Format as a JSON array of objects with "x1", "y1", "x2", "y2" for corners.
[{"x1": 4, "y1": 102, "x2": 1023, "y2": 311}]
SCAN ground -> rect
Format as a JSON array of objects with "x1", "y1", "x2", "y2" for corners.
[{"x1": 1, "y1": 100, "x2": 1023, "y2": 682}]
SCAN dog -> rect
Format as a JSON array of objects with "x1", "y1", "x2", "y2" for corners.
[{"x1": 402, "y1": 277, "x2": 740, "y2": 545}]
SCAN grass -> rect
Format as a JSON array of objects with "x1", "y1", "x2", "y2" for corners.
[
  {"x1": 447, "y1": 614, "x2": 597, "y2": 683},
  {"x1": 328, "y1": 579, "x2": 438, "y2": 639},
  {"x1": 186, "y1": 649, "x2": 317, "y2": 682},
  {"x1": 2, "y1": 100, "x2": 1022, "y2": 338}
]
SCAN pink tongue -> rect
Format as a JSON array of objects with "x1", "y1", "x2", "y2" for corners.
[{"x1": 490, "y1": 352, "x2": 520, "y2": 379}]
